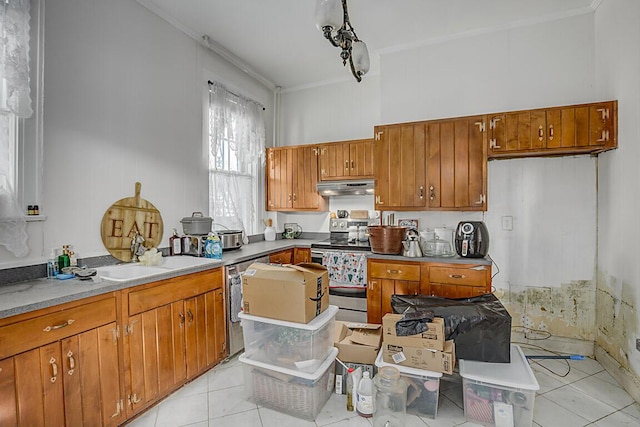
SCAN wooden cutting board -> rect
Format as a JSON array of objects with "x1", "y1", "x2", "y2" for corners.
[{"x1": 100, "y1": 182, "x2": 164, "y2": 262}]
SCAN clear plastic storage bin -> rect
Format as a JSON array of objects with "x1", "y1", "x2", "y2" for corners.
[
  {"x1": 459, "y1": 344, "x2": 539, "y2": 427},
  {"x1": 375, "y1": 350, "x2": 442, "y2": 418},
  {"x1": 239, "y1": 347, "x2": 338, "y2": 421},
  {"x1": 239, "y1": 305, "x2": 338, "y2": 372}
]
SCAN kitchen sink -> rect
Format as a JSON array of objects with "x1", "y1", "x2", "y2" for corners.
[{"x1": 96, "y1": 257, "x2": 219, "y2": 282}]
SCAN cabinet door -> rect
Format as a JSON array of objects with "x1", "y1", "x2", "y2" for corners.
[
  {"x1": 0, "y1": 343, "x2": 66, "y2": 427},
  {"x1": 294, "y1": 247, "x2": 311, "y2": 264},
  {"x1": 185, "y1": 290, "x2": 226, "y2": 379},
  {"x1": 349, "y1": 139, "x2": 374, "y2": 178},
  {"x1": 319, "y1": 142, "x2": 349, "y2": 180},
  {"x1": 589, "y1": 101, "x2": 617, "y2": 149},
  {"x1": 374, "y1": 124, "x2": 427, "y2": 209},
  {"x1": 127, "y1": 305, "x2": 183, "y2": 412},
  {"x1": 62, "y1": 323, "x2": 124, "y2": 427},
  {"x1": 292, "y1": 145, "x2": 323, "y2": 210},
  {"x1": 266, "y1": 147, "x2": 293, "y2": 210},
  {"x1": 367, "y1": 278, "x2": 382, "y2": 324},
  {"x1": 269, "y1": 249, "x2": 293, "y2": 264},
  {"x1": 427, "y1": 116, "x2": 487, "y2": 210}
]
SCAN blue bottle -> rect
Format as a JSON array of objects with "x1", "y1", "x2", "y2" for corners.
[{"x1": 204, "y1": 232, "x2": 223, "y2": 259}]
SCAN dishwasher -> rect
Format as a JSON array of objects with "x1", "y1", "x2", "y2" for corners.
[{"x1": 225, "y1": 255, "x2": 270, "y2": 358}]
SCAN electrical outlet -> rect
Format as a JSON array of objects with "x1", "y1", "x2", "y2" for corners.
[{"x1": 636, "y1": 339, "x2": 640, "y2": 351}]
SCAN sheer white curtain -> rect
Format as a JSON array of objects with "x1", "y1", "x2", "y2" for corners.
[
  {"x1": 0, "y1": 0, "x2": 32, "y2": 257},
  {"x1": 208, "y1": 81, "x2": 265, "y2": 239}
]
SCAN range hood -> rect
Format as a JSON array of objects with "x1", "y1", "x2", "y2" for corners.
[{"x1": 317, "y1": 180, "x2": 375, "y2": 196}]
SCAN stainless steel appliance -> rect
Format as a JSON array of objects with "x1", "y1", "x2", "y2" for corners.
[
  {"x1": 215, "y1": 229, "x2": 244, "y2": 250},
  {"x1": 183, "y1": 234, "x2": 207, "y2": 257},
  {"x1": 311, "y1": 218, "x2": 377, "y2": 322},
  {"x1": 455, "y1": 221, "x2": 490, "y2": 258},
  {"x1": 225, "y1": 255, "x2": 270, "y2": 358}
]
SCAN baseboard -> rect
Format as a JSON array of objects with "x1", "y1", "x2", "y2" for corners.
[
  {"x1": 511, "y1": 331, "x2": 595, "y2": 357},
  {"x1": 595, "y1": 345, "x2": 640, "y2": 403}
]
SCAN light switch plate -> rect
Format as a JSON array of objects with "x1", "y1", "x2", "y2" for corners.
[{"x1": 502, "y1": 216, "x2": 513, "y2": 231}]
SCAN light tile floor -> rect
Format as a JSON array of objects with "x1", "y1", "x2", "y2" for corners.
[{"x1": 124, "y1": 348, "x2": 640, "y2": 427}]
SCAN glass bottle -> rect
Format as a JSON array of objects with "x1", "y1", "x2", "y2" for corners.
[
  {"x1": 372, "y1": 366, "x2": 407, "y2": 427},
  {"x1": 170, "y1": 228, "x2": 182, "y2": 256}
]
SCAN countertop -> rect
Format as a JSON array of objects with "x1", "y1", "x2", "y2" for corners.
[{"x1": 0, "y1": 239, "x2": 491, "y2": 320}]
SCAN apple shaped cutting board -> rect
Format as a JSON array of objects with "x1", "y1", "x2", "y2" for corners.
[{"x1": 100, "y1": 182, "x2": 164, "y2": 262}]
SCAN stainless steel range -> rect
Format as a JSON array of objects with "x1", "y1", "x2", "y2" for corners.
[{"x1": 311, "y1": 218, "x2": 378, "y2": 322}]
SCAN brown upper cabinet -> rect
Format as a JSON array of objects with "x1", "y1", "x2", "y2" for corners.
[
  {"x1": 373, "y1": 115, "x2": 487, "y2": 211},
  {"x1": 487, "y1": 100, "x2": 617, "y2": 159},
  {"x1": 318, "y1": 138, "x2": 374, "y2": 181},
  {"x1": 373, "y1": 123, "x2": 427, "y2": 210},
  {"x1": 266, "y1": 145, "x2": 327, "y2": 211}
]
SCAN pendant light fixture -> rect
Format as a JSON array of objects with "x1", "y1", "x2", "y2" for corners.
[{"x1": 314, "y1": 0, "x2": 370, "y2": 82}]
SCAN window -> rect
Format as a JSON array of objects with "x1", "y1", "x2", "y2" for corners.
[{"x1": 208, "y1": 81, "x2": 265, "y2": 237}]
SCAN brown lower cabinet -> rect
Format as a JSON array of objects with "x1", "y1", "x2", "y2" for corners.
[
  {"x1": 0, "y1": 267, "x2": 225, "y2": 426},
  {"x1": 0, "y1": 294, "x2": 125, "y2": 426},
  {"x1": 367, "y1": 258, "x2": 492, "y2": 323},
  {"x1": 122, "y1": 268, "x2": 225, "y2": 417}
]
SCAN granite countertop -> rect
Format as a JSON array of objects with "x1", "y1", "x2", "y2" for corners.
[
  {"x1": 0, "y1": 238, "x2": 492, "y2": 320},
  {"x1": 0, "y1": 239, "x2": 315, "y2": 320}
]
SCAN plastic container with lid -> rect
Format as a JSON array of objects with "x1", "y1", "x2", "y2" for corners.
[
  {"x1": 239, "y1": 347, "x2": 337, "y2": 421},
  {"x1": 459, "y1": 344, "x2": 539, "y2": 427},
  {"x1": 375, "y1": 349, "x2": 442, "y2": 418},
  {"x1": 238, "y1": 305, "x2": 338, "y2": 373}
]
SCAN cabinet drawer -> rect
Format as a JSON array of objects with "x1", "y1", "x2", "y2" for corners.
[
  {"x1": 369, "y1": 262, "x2": 421, "y2": 281},
  {"x1": 429, "y1": 266, "x2": 487, "y2": 286},
  {"x1": 0, "y1": 297, "x2": 117, "y2": 359},
  {"x1": 128, "y1": 269, "x2": 222, "y2": 315}
]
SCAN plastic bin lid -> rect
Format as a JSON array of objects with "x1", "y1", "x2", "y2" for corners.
[
  {"x1": 459, "y1": 345, "x2": 539, "y2": 391},
  {"x1": 238, "y1": 305, "x2": 338, "y2": 330},
  {"x1": 374, "y1": 349, "x2": 442, "y2": 378},
  {"x1": 239, "y1": 347, "x2": 338, "y2": 381}
]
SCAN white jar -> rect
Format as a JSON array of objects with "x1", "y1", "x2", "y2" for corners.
[{"x1": 264, "y1": 226, "x2": 276, "y2": 241}]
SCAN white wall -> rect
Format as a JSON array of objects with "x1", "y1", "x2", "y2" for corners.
[
  {"x1": 0, "y1": 0, "x2": 274, "y2": 268},
  {"x1": 594, "y1": 0, "x2": 640, "y2": 382}
]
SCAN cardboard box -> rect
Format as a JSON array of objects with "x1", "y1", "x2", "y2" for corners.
[
  {"x1": 242, "y1": 262, "x2": 329, "y2": 323},
  {"x1": 382, "y1": 340, "x2": 456, "y2": 375},
  {"x1": 334, "y1": 321, "x2": 382, "y2": 365},
  {"x1": 382, "y1": 314, "x2": 445, "y2": 341}
]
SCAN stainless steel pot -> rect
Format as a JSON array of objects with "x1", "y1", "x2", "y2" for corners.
[
  {"x1": 180, "y1": 212, "x2": 213, "y2": 235},
  {"x1": 216, "y1": 230, "x2": 244, "y2": 250}
]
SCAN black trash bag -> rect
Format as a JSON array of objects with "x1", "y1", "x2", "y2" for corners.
[
  {"x1": 394, "y1": 309, "x2": 435, "y2": 336},
  {"x1": 391, "y1": 294, "x2": 512, "y2": 363}
]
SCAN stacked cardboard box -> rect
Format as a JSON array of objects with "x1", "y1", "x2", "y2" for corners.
[
  {"x1": 380, "y1": 313, "x2": 456, "y2": 375},
  {"x1": 333, "y1": 321, "x2": 382, "y2": 394}
]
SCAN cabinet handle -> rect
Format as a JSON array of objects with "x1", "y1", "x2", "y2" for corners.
[
  {"x1": 43, "y1": 319, "x2": 75, "y2": 332},
  {"x1": 489, "y1": 138, "x2": 501, "y2": 149},
  {"x1": 292, "y1": 194, "x2": 297, "y2": 202},
  {"x1": 597, "y1": 130, "x2": 610, "y2": 142},
  {"x1": 287, "y1": 194, "x2": 292, "y2": 202},
  {"x1": 387, "y1": 269, "x2": 402, "y2": 274},
  {"x1": 596, "y1": 108, "x2": 610, "y2": 120},
  {"x1": 179, "y1": 312, "x2": 185, "y2": 325},
  {"x1": 549, "y1": 124, "x2": 554, "y2": 140},
  {"x1": 474, "y1": 194, "x2": 486, "y2": 205},
  {"x1": 111, "y1": 400, "x2": 122, "y2": 418},
  {"x1": 345, "y1": 160, "x2": 349, "y2": 170},
  {"x1": 489, "y1": 117, "x2": 501, "y2": 129},
  {"x1": 49, "y1": 357, "x2": 58, "y2": 383},
  {"x1": 429, "y1": 185, "x2": 435, "y2": 201},
  {"x1": 449, "y1": 274, "x2": 466, "y2": 279},
  {"x1": 67, "y1": 350, "x2": 75, "y2": 376},
  {"x1": 187, "y1": 309, "x2": 194, "y2": 323},
  {"x1": 474, "y1": 121, "x2": 486, "y2": 132},
  {"x1": 351, "y1": 160, "x2": 354, "y2": 170},
  {"x1": 538, "y1": 125, "x2": 544, "y2": 141},
  {"x1": 419, "y1": 186, "x2": 424, "y2": 199},
  {"x1": 130, "y1": 393, "x2": 142, "y2": 404},
  {"x1": 375, "y1": 195, "x2": 384, "y2": 205}
]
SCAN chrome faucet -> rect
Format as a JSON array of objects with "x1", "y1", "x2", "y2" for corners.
[{"x1": 130, "y1": 231, "x2": 147, "y2": 262}]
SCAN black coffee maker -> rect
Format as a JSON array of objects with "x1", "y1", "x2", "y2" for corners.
[{"x1": 454, "y1": 221, "x2": 490, "y2": 258}]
